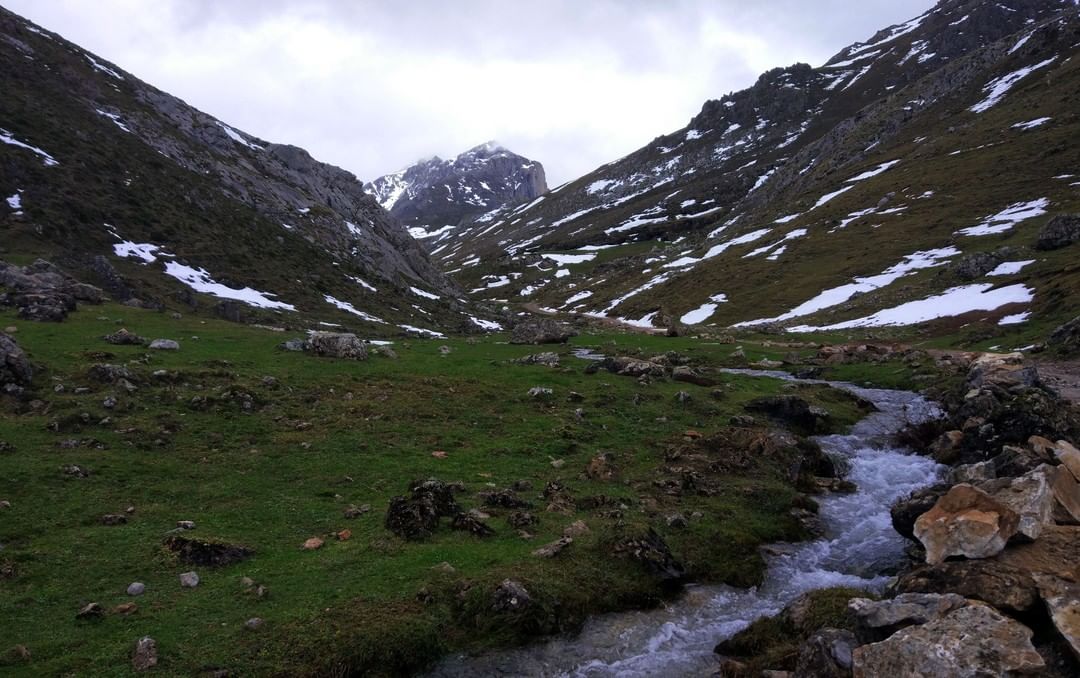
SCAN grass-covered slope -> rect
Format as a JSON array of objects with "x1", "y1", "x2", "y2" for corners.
[{"x1": 0, "y1": 304, "x2": 884, "y2": 675}]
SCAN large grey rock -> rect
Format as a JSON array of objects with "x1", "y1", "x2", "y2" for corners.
[
  {"x1": 913, "y1": 484, "x2": 1020, "y2": 564},
  {"x1": 510, "y1": 318, "x2": 577, "y2": 345},
  {"x1": 0, "y1": 333, "x2": 32, "y2": 387},
  {"x1": 148, "y1": 338, "x2": 179, "y2": 351},
  {"x1": 851, "y1": 604, "x2": 1044, "y2": 677},
  {"x1": 304, "y1": 332, "x2": 367, "y2": 360},
  {"x1": 979, "y1": 464, "x2": 1057, "y2": 540},
  {"x1": 1036, "y1": 214, "x2": 1080, "y2": 250},
  {"x1": 849, "y1": 593, "x2": 967, "y2": 638}
]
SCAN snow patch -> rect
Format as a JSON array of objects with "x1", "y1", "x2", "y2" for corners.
[
  {"x1": 970, "y1": 58, "x2": 1057, "y2": 113},
  {"x1": 323, "y1": 295, "x2": 386, "y2": 324},
  {"x1": 956, "y1": 199, "x2": 1049, "y2": 236},
  {"x1": 164, "y1": 262, "x2": 296, "y2": 310}
]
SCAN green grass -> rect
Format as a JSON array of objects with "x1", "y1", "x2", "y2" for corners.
[{"x1": 0, "y1": 304, "x2": 883, "y2": 675}]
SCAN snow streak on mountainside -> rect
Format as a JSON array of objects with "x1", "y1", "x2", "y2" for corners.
[
  {"x1": 365, "y1": 142, "x2": 547, "y2": 242},
  {"x1": 434, "y1": 0, "x2": 1080, "y2": 335},
  {"x1": 0, "y1": 7, "x2": 497, "y2": 335}
]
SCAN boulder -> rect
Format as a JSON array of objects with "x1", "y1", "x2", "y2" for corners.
[
  {"x1": 929, "y1": 430, "x2": 965, "y2": 465},
  {"x1": 384, "y1": 478, "x2": 461, "y2": 540},
  {"x1": 599, "y1": 356, "x2": 668, "y2": 378},
  {"x1": 979, "y1": 464, "x2": 1056, "y2": 540},
  {"x1": 1034, "y1": 575, "x2": 1080, "y2": 661},
  {"x1": 491, "y1": 579, "x2": 531, "y2": 613},
  {"x1": 132, "y1": 636, "x2": 158, "y2": 672},
  {"x1": 851, "y1": 604, "x2": 1044, "y2": 677},
  {"x1": 745, "y1": 396, "x2": 831, "y2": 435},
  {"x1": 148, "y1": 339, "x2": 180, "y2": 351},
  {"x1": 992, "y1": 525, "x2": 1080, "y2": 583},
  {"x1": 1055, "y1": 440, "x2": 1080, "y2": 481},
  {"x1": 672, "y1": 365, "x2": 716, "y2": 386},
  {"x1": 509, "y1": 318, "x2": 577, "y2": 345},
  {"x1": 794, "y1": 628, "x2": 858, "y2": 678},
  {"x1": 0, "y1": 333, "x2": 32, "y2": 388},
  {"x1": 179, "y1": 571, "x2": 200, "y2": 588},
  {"x1": 891, "y1": 484, "x2": 950, "y2": 541},
  {"x1": 103, "y1": 328, "x2": 147, "y2": 345},
  {"x1": 479, "y1": 489, "x2": 531, "y2": 509},
  {"x1": 894, "y1": 560, "x2": 1039, "y2": 614},
  {"x1": 304, "y1": 332, "x2": 367, "y2": 360},
  {"x1": 1049, "y1": 316, "x2": 1080, "y2": 356},
  {"x1": 913, "y1": 484, "x2": 1020, "y2": 564},
  {"x1": 1036, "y1": 214, "x2": 1080, "y2": 250},
  {"x1": 127, "y1": 582, "x2": 146, "y2": 596},
  {"x1": 1051, "y1": 462, "x2": 1080, "y2": 523},
  {"x1": 848, "y1": 593, "x2": 967, "y2": 642},
  {"x1": 950, "y1": 460, "x2": 997, "y2": 484},
  {"x1": 967, "y1": 353, "x2": 1039, "y2": 390},
  {"x1": 615, "y1": 529, "x2": 686, "y2": 584},
  {"x1": 950, "y1": 251, "x2": 1002, "y2": 281},
  {"x1": 163, "y1": 535, "x2": 253, "y2": 566},
  {"x1": 513, "y1": 352, "x2": 560, "y2": 367}
]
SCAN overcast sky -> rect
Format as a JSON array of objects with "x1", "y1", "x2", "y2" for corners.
[{"x1": 8, "y1": 0, "x2": 936, "y2": 185}]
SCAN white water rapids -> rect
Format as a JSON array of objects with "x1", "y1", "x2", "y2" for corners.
[{"x1": 431, "y1": 369, "x2": 944, "y2": 677}]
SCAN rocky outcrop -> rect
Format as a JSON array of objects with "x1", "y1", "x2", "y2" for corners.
[
  {"x1": 614, "y1": 529, "x2": 686, "y2": 584},
  {"x1": 895, "y1": 559, "x2": 1040, "y2": 614},
  {"x1": 0, "y1": 332, "x2": 32, "y2": 391},
  {"x1": 509, "y1": 318, "x2": 577, "y2": 345},
  {"x1": 1036, "y1": 214, "x2": 1080, "y2": 251},
  {"x1": 848, "y1": 593, "x2": 967, "y2": 643},
  {"x1": 0, "y1": 259, "x2": 104, "y2": 322},
  {"x1": 851, "y1": 604, "x2": 1044, "y2": 677},
  {"x1": 913, "y1": 484, "x2": 1020, "y2": 564},
  {"x1": 1049, "y1": 316, "x2": 1080, "y2": 356}
]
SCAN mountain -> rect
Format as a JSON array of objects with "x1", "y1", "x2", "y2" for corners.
[
  {"x1": 365, "y1": 142, "x2": 547, "y2": 242},
  {"x1": 436, "y1": 0, "x2": 1080, "y2": 337},
  {"x1": 0, "y1": 7, "x2": 497, "y2": 337}
]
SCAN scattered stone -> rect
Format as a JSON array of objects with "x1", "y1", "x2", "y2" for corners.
[
  {"x1": 532, "y1": 536, "x2": 573, "y2": 558},
  {"x1": 480, "y1": 488, "x2": 531, "y2": 509},
  {"x1": 100, "y1": 513, "x2": 127, "y2": 526},
  {"x1": 438, "y1": 345, "x2": 452, "y2": 355},
  {"x1": 179, "y1": 571, "x2": 200, "y2": 588},
  {"x1": 666, "y1": 513, "x2": 688, "y2": 529},
  {"x1": 244, "y1": 617, "x2": 264, "y2": 631},
  {"x1": 949, "y1": 460, "x2": 997, "y2": 484},
  {"x1": 929, "y1": 430, "x2": 965, "y2": 465},
  {"x1": 491, "y1": 579, "x2": 531, "y2": 613},
  {"x1": 305, "y1": 332, "x2": 368, "y2": 359},
  {"x1": 615, "y1": 529, "x2": 686, "y2": 583},
  {"x1": 127, "y1": 582, "x2": 146, "y2": 596},
  {"x1": 510, "y1": 318, "x2": 577, "y2": 345},
  {"x1": 508, "y1": 511, "x2": 538, "y2": 529},
  {"x1": 431, "y1": 450, "x2": 448, "y2": 459},
  {"x1": 103, "y1": 328, "x2": 146, "y2": 346},
  {"x1": 113, "y1": 602, "x2": 138, "y2": 615},
  {"x1": 0, "y1": 332, "x2": 33, "y2": 389},
  {"x1": 795, "y1": 628, "x2": 858, "y2": 678},
  {"x1": 913, "y1": 484, "x2": 1020, "y2": 564},
  {"x1": 87, "y1": 363, "x2": 135, "y2": 385},
  {"x1": 336, "y1": 529, "x2": 351, "y2": 541},
  {"x1": 102, "y1": 395, "x2": 118, "y2": 409},
  {"x1": 549, "y1": 458, "x2": 565, "y2": 469},
  {"x1": 967, "y1": 352, "x2": 1039, "y2": 390},
  {"x1": 851, "y1": 604, "x2": 1044, "y2": 677},
  {"x1": 164, "y1": 535, "x2": 253, "y2": 566},
  {"x1": 979, "y1": 464, "x2": 1057, "y2": 540},
  {"x1": 61, "y1": 464, "x2": 89, "y2": 478},
  {"x1": 895, "y1": 560, "x2": 1039, "y2": 614},
  {"x1": 132, "y1": 636, "x2": 158, "y2": 672},
  {"x1": 431, "y1": 561, "x2": 456, "y2": 574},
  {"x1": 674, "y1": 390, "x2": 692, "y2": 403},
  {"x1": 0, "y1": 500, "x2": 10, "y2": 509},
  {"x1": 302, "y1": 537, "x2": 324, "y2": 550},
  {"x1": 148, "y1": 339, "x2": 180, "y2": 351},
  {"x1": 672, "y1": 366, "x2": 715, "y2": 387},
  {"x1": 745, "y1": 395, "x2": 831, "y2": 435},
  {"x1": 527, "y1": 386, "x2": 553, "y2": 399},
  {"x1": 384, "y1": 478, "x2": 461, "y2": 540},
  {"x1": 76, "y1": 602, "x2": 104, "y2": 619},
  {"x1": 1036, "y1": 213, "x2": 1080, "y2": 251},
  {"x1": 450, "y1": 511, "x2": 495, "y2": 537},
  {"x1": 176, "y1": 520, "x2": 196, "y2": 530},
  {"x1": 585, "y1": 453, "x2": 618, "y2": 481},
  {"x1": 343, "y1": 504, "x2": 370, "y2": 519},
  {"x1": 1034, "y1": 574, "x2": 1080, "y2": 661}
]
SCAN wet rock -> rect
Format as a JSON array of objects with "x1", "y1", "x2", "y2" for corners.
[
  {"x1": 0, "y1": 332, "x2": 32, "y2": 389},
  {"x1": 891, "y1": 483, "x2": 950, "y2": 540},
  {"x1": 163, "y1": 535, "x2": 253, "y2": 566},
  {"x1": 179, "y1": 571, "x2": 200, "y2": 588},
  {"x1": 103, "y1": 328, "x2": 146, "y2": 345},
  {"x1": 1034, "y1": 575, "x2": 1080, "y2": 661},
  {"x1": 491, "y1": 579, "x2": 531, "y2": 613},
  {"x1": 513, "y1": 352, "x2": 560, "y2": 367},
  {"x1": 76, "y1": 602, "x2": 104, "y2": 619},
  {"x1": 851, "y1": 604, "x2": 1043, "y2": 677},
  {"x1": 132, "y1": 636, "x2": 158, "y2": 672},
  {"x1": 895, "y1": 560, "x2": 1039, "y2": 614},
  {"x1": 615, "y1": 529, "x2": 686, "y2": 584},
  {"x1": 794, "y1": 628, "x2": 857, "y2": 678},
  {"x1": 148, "y1": 339, "x2": 179, "y2": 351},
  {"x1": 532, "y1": 536, "x2": 572, "y2": 558},
  {"x1": 1036, "y1": 214, "x2": 1080, "y2": 251},
  {"x1": 510, "y1": 318, "x2": 577, "y2": 345},
  {"x1": 745, "y1": 396, "x2": 831, "y2": 435},
  {"x1": 304, "y1": 332, "x2": 368, "y2": 359},
  {"x1": 849, "y1": 593, "x2": 966, "y2": 642},
  {"x1": 913, "y1": 484, "x2": 1020, "y2": 564}
]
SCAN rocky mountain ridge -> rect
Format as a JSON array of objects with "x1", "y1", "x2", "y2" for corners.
[
  {"x1": 0, "y1": 7, "x2": 496, "y2": 336},
  {"x1": 365, "y1": 142, "x2": 546, "y2": 242}
]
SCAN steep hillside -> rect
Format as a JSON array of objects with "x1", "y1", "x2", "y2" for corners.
[
  {"x1": 0, "y1": 8, "x2": 494, "y2": 337},
  {"x1": 436, "y1": 0, "x2": 1080, "y2": 340},
  {"x1": 365, "y1": 142, "x2": 546, "y2": 242}
]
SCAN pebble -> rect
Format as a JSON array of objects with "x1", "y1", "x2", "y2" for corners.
[
  {"x1": 179, "y1": 571, "x2": 199, "y2": 588},
  {"x1": 176, "y1": 520, "x2": 196, "y2": 530},
  {"x1": 244, "y1": 617, "x2": 264, "y2": 631},
  {"x1": 76, "y1": 602, "x2": 104, "y2": 619},
  {"x1": 302, "y1": 537, "x2": 324, "y2": 550},
  {"x1": 127, "y1": 582, "x2": 146, "y2": 596}
]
